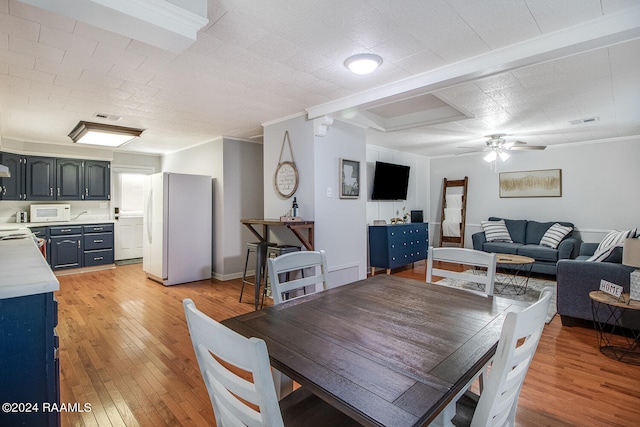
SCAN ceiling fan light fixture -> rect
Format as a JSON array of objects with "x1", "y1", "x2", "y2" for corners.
[
  {"x1": 483, "y1": 151, "x2": 497, "y2": 162},
  {"x1": 68, "y1": 121, "x2": 144, "y2": 147},
  {"x1": 499, "y1": 151, "x2": 510, "y2": 161},
  {"x1": 344, "y1": 53, "x2": 383, "y2": 75}
]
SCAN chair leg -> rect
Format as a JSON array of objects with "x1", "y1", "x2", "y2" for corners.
[
  {"x1": 239, "y1": 248, "x2": 251, "y2": 302},
  {"x1": 254, "y1": 243, "x2": 268, "y2": 310}
]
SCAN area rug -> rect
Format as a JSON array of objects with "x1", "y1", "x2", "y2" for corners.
[{"x1": 435, "y1": 270, "x2": 557, "y2": 323}]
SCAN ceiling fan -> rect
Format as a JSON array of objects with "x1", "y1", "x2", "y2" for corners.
[{"x1": 462, "y1": 134, "x2": 546, "y2": 162}]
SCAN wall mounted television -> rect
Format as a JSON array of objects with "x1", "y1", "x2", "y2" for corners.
[{"x1": 371, "y1": 161, "x2": 410, "y2": 200}]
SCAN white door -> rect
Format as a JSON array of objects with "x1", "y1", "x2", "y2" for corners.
[
  {"x1": 113, "y1": 170, "x2": 150, "y2": 261},
  {"x1": 115, "y1": 216, "x2": 144, "y2": 260}
]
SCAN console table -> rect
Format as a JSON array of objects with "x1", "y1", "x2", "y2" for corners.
[
  {"x1": 240, "y1": 218, "x2": 314, "y2": 250},
  {"x1": 369, "y1": 223, "x2": 428, "y2": 275}
]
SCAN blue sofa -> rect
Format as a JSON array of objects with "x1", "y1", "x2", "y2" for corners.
[
  {"x1": 557, "y1": 243, "x2": 635, "y2": 327},
  {"x1": 472, "y1": 217, "x2": 578, "y2": 276}
]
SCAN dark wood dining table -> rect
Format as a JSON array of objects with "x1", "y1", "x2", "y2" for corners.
[{"x1": 222, "y1": 274, "x2": 529, "y2": 426}]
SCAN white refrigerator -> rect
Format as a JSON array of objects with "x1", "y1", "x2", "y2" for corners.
[{"x1": 143, "y1": 172, "x2": 212, "y2": 286}]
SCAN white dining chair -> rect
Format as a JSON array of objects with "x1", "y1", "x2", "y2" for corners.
[
  {"x1": 267, "y1": 250, "x2": 328, "y2": 305},
  {"x1": 426, "y1": 246, "x2": 497, "y2": 296},
  {"x1": 183, "y1": 299, "x2": 358, "y2": 426},
  {"x1": 443, "y1": 288, "x2": 553, "y2": 427}
]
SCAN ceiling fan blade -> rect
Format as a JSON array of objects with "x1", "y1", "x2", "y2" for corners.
[
  {"x1": 456, "y1": 149, "x2": 484, "y2": 155},
  {"x1": 508, "y1": 145, "x2": 546, "y2": 150}
]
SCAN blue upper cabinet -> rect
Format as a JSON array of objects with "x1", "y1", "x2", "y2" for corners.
[
  {"x1": 0, "y1": 152, "x2": 25, "y2": 200},
  {"x1": 0, "y1": 152, "x2": 111, "y2": 201},
  {"x1": 56, "y1": 158, "x2": 84, "y2": 200},
  {"x1": 84, "y1": 160, "x2": 111, "y2": 200},
  {"x1": 25, "y1": 156, "x2": 56, "y2": 201}
]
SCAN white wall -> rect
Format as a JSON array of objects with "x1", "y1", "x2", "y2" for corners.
[
  {"x1": 313, "y1": 120, "x2": 367, "y2": 285},
  {"x1": 222, "y1": 139, "x2": 264, "y2": 277},
  {"x1": 430, "y1": 137, "x2": 640, "y2": 246},
  {"x1": 263, "y1": 116, "x2": 368, "y2": 285},
  {"x1": 366, "y1": 144, "x2": 429, "y2": 226}
]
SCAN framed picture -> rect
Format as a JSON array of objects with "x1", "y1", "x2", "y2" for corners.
[
  {"x1": 499, "y1": 169, "x2": 562, "y2": 198},
  {"x1": 339, "y1": 158, "x2": 360, "y2": 199}
]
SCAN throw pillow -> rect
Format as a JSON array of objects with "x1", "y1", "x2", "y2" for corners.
[
  {"x1": 481, "y1": 220, "x2": 513, "y2": 243},
  {"x1": 587, "y1": 228, "x2": 637, "y2": 262},
  {"x1": 596, "y1": 228, "x2": 637, "y2": 252},
  {"x1": 540, "y1": 223, "x2": 573, "y2": 249}
]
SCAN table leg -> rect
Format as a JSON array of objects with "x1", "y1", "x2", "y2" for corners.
[
  {"x1": 242, "y1": 222, "x2": 266, "y2": 243},
  {"x1": 272, "y1": 369, "x2": 294, "y2": 401}
]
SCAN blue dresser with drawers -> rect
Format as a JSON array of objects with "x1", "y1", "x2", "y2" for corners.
[{"x1": 369, "y1": 223, "x2": 429, "y2": 274}]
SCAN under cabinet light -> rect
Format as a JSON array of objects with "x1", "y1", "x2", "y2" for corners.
[{"x1": 68, "y1": 121, "x2": 144, "y2": 147}]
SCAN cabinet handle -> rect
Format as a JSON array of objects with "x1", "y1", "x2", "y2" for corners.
[
  {"x1": 57, "y1": 187, "x2": 60, "y2": 197},
  {"x1": 85, "y1": 188, "x2": 89, "y2": 196},
  {"x1": 50, "y1": 187, "x2": 53, "y2": 196},
  {"x1": 78, "y1": 240, "x2": 81, "y2": 248},
  {"x1": 60, "y1": 229, "x2": 72, "y2": 232},
  {"x1": 93, "y1": 257, "x2": 104, "y2": 261},
  {"x1": 93, "y1": 239, "x2": 103, "y2": 243},
  {"x1": 93, "y1": 227, "x2": 103, "y2": 231}
]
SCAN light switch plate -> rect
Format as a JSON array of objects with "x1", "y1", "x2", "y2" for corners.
[{"x1": 326, "y1": 187, "x2": 333, "y2": 197}]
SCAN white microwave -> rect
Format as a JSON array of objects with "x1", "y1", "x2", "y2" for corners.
[{"x1": 30, "y1": 204, "x2": 71, "y2": 222}]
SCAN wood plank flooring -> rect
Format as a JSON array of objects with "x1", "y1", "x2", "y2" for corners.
[{"x1": 56, "y1": 262, "x2": 640, "y2": 426}]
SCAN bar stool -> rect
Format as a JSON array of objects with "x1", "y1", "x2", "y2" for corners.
[
  {"x1": 263, "y1": 245, "x2": 302, "y2": 302},
  {"x1": 240, "y1": 241, "x2": 275, "y2": 309}
]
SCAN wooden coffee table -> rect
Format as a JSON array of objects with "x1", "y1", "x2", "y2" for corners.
[{"x1": 494, "y1": 253, "x2": 535, "y2": 295}]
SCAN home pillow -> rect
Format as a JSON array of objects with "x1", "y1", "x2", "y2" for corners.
[
  {"x1": 481, "y1": 220, "x2": 513, "y2": 243},
  {"x1": 540, "y1": 223, "x2": 573, "y2": 249},
  {"x1": 587, "y1": 228, "x2": 637, "y2": 262}
]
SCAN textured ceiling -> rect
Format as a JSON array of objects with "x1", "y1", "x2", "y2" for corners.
[{"x1": 0, "y1": 0, "x2": 639, "y2": 157}]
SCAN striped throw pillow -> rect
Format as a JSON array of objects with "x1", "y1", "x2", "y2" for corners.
[
  {"x1": 587, "y1": 228, "x2": 637, "y2": 262},
  {"x1": 540, "y1": 223, "x2": 573, "y2": 249},
  {"x1": 481, "y1": 220, "x2": 513, "y2": 243}
]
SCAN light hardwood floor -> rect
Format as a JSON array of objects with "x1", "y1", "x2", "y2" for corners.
[{"x1": 56, "y1": 262, "x2": 640, "y2": 426}]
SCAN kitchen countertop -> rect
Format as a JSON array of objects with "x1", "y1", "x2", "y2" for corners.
[
  {"x1": 0, "y1": 235, "x2": 59, "y2": 299},
  {"x1": 0, "y1": 219, "x2": 115, "y2": 230}
]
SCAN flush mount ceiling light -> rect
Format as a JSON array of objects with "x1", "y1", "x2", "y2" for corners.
[
  {"x1": 68, "y1": 121, "x2": 144, "y2": 147},
  {"x1": 344, "y1": 53, "x2": 383, "y2": 75}
]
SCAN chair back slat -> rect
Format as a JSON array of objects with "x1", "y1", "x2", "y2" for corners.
[
  {"x1": 268, "y1": 250, "x2": 328, "y2": 305},
  {"x1": 427, "y1": 246, "x2": 497, "y2": 295}
]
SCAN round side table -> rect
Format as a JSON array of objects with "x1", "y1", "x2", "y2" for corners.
[
  {"x1": 494, "y1": 254, "x2": 535, "y2": 295},
  {"x1": 589, "y1": 291, "x2": 640, "y2": 365}
]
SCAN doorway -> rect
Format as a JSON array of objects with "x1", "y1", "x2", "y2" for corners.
[{"x1": 112, "y1": 168, "x2": 153, "y2": 261}]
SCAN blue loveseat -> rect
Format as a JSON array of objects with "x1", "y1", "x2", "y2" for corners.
[{"x1": 472, "y1": 217, "x2": 578, "y2": 276}]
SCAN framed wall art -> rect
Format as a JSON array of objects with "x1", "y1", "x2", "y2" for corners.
[
  {"x1": 499, "y1": 169, "x2": 562, "y2": 198},
  {"x1": 339, "y1": 158, "x2": 360, "y2": 199}
]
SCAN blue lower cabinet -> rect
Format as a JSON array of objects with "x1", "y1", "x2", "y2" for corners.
[
  {"x1": 50, "y1": 235, "x2": 82, "y2": 270},
  {"x1": 83, "y1": 224, "x2": 114, "y2": 267},
  {"x1": 31, "y1": 224, "x2": 114, "y2": 270},
  {"x1": 0, "y1": 292, "x2": 59, "y2": 426},
  {"x1": 369, "y1": 223, "x2": 429, "y2": 271}
]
